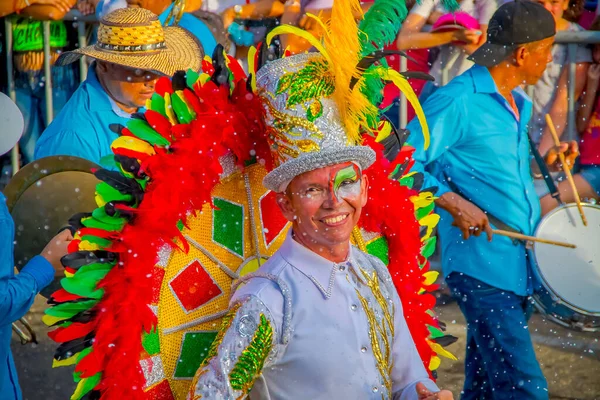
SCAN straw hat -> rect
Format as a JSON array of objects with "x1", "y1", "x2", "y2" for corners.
[{"x1": 56, "y1": 8, "x2": 203, "y2": 76}]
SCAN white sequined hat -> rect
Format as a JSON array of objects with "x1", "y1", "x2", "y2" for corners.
[{"x1": 257, "y1": 53, "x2": 376, "y2": 193}]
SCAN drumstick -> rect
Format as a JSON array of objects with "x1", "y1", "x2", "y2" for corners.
[
  {"x1": 544, "y1": 114, "x2": 587, "y2": 226},
  {"x1": 492, "y1": 229, "x2": 576, "y2": 249}
]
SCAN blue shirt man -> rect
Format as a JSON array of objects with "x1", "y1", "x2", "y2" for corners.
[
  {"x1": 407, "y1": 64, "x2": 540, "y2": 296},
  {"x1": 34, "y1": 63, "x2": 127, "y2": 166},
  {"x1": 406, "y1": 2, "x2": 559, "y2": 399},
  {"x1": 0, "y1": 193, "x2": 57, "y2": 400}
]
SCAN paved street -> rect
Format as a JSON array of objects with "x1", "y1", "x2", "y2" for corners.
[{"x1": 11, "y1": 294, "x2": 600, "y2": 399}]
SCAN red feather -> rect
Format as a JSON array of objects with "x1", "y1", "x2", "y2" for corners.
[{"x1": 48, "y1": 322, "x2": 95, "y2": 343}]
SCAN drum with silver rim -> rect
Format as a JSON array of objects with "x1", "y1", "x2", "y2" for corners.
[{"x1": 531, "y1": 203, "x2": 600, "y2": 332}]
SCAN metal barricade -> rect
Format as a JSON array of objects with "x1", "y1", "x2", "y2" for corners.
[{"x1": 3, "y1": 10, "x2": 96, "y2": 174}]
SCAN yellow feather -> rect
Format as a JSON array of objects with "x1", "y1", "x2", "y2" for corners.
[
  {"x1": 42, "y1": 314, "x2": 66, "y2": 326},
  {"x1": 374, "y1": 67, "x2": 430, "y2": 149},
  {"x1": 410, "y1": 191, "x2": 435, "y2": 209},
  {"x1": 247, "y1": 46, "x2": 258, "y2": 91},
  {"x1": 110, "y1": 136, "x2": 156, "y2": 156},
  {"x1": 78, "y1": 241, "x2": 101, "y2": 251},
  {"x1": 419, "y1": 214, "x2": 440, "y2": 241},
  {"x1": 267, "y1": 25, "x2": 331, "y2": 64},
  {"x1": 305, "y1": 12, "x2": 330, "y2": 40},
  {"x1": 375, "y1": 120, "x2": 392, "y2": 143},
  {"x1": 422, "y1": 271, "x2": 439, "y2": 286},
  {"x1": 163, "y1": 93, "x2": 177, "y2": 125},
  {"x1": 428, "y1": 341, "x2": 458, "y2": 361},
  {"x1": 326, "y1": 0, "x2": 365, "y2": 144},
  {"x1": 52, "y1": 352, "x2": 80, "y2": 368},
  {"x1": 429, "y1": 355, "x2": 441, "y2": 371}
]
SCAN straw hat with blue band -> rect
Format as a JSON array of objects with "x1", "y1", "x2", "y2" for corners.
[{"x1": 55, "y1": 8, "x2": 203, "y2": 76}]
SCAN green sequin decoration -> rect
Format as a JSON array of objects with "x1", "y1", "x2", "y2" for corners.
[
  {"x1": 201, "y1": 303, "x2": 242, "y2": 368},
  {"x1": 229, "y1": 314, "x2": 273, "y2": 394},
  {"x1": 276, "y1": 61, "x2": 335, "y2": 111},
  {"x1": 306, "y1": 100, "x2": 324, "y2": 122}
]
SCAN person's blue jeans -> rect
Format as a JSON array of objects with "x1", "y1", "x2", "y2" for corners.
[
  {"x1": 14, "y1": 64, "x2": 78, "y2": 163},
  {"x1": 445, "y1": 273, "x2": 548, "y2": 400}
]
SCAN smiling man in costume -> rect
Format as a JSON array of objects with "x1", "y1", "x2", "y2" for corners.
[{"x1": 188, "y1": 0, "x2": 454, "y2": 396}]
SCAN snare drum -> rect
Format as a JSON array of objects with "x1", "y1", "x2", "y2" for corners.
[{"x1": 531, "y1": 203, "x2": 600, "y2": 331}]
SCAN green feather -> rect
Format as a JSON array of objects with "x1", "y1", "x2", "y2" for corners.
[
  {"x1": 421, "y1": 236, "x2": 436, "y2": 259},
  {"x1": 171, "y1": 92, "x2": 195, "y2": 124},
  {"x1": 359, "y1": 0, "x2": 408, "y2": 56},
  {"x1": 150, "y1": 93, "x2": 167, "y2": 118},
  {"x1": 128, "y1": 119, "x2": 171, "y2": 147},
  {"x1": 80, "y1": 234, "x2": 112, "y2": 249},
  {"x1": 186, "y1": 69, "x2": 200, "y2": 89},
  {"x1": 399, "y1": 175, "x2": 414, "y2": 188},
  {"x1": 81, "y1": 215, "x2": 125, "y2": 232},
  {"x1": 61, "y1": 268, "x2": 110, "y2": 299},
  {"x1": 71, "y1": 372, "x2": 101, "y2": 400},
  {"x1": 96, "y1": 182, "x2": 133, "y2": 203},
  {"x1": 92, "y1": 207, "x2": 126, "y2": 226},
  {"x1": 427, "y1": 325, "x2": 445, "y2": 339},
  {"x1": 45, "y1": 299, "x2": 98, "y2": 318},
  {"x1": 415, "y1": 202, "x2": 435, "y2": 220}
]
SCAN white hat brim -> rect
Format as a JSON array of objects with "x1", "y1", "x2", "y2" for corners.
[{"x1": 263, "y1": 146, "x2": 376, "y2": 193}]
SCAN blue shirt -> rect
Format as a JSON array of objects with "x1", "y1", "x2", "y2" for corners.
[
  {"x1": 193, "y1": 231, "x2": 438, "y2": 399},
  {"x1": 407, "y1": 65, "x2": 541, "y2": 296},
  {"x1": 159, "y1": 4, "x2": 217, "y2": 56},
  {"x1": 0, "y1": 192, "x2": 54, "y2": 400},
  {"x1": 34, "y1": 63, "x2": 129, "y2": 165}
]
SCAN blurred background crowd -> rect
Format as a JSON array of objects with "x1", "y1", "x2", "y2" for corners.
[{"x1": 0, "y1": 0, "x2": 599, "y2": 207}]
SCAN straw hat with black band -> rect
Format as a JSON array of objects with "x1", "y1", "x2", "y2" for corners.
[{"x1": 55, "y1": 8, "x2": 203, "y2": 76}]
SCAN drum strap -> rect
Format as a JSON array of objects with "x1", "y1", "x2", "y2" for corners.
[{"x1": 527, "y1": 133, "x2": 562, "y2": 205}]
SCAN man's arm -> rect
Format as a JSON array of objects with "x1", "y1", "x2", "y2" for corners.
[
  {"x1": 189, "y1": 295, "x2": 279, "y2": 399},
  {"x1": 407, "y1": 93, "x2": 491, "y2": 240},
  {"x1": 21, "y1": 0, "x2": 77, "y2": 20},
  {"x1": 0, "y1": 217, "x2": 71, "y2": 324},
  {"x1": 538, "y1": 62, "x2": 590, "y2": 156},
  {"x1": 396, "y1": 14, "x2": 480, "y2": 51}
]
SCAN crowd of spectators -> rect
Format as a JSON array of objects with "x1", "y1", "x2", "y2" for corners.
[{"x1": 0, "y1": 0, "x2": 599, "y2": 202}]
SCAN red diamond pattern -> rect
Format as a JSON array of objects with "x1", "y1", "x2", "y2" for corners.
[
  {"x1": 260, "y1": 191, "x2": 289, "y2": 247},
  {"x1": 144, "y1": 379, "x2": 174, "y2": 400},
  {"x1": 169, "y1": 260, "x2": 222, "y2": 312}
]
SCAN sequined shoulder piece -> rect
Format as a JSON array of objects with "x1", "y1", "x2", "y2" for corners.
[{"x1": 189, "y1": 295, "x2": 278, "y2": 400}]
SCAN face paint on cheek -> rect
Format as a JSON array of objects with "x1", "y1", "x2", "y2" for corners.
[{"x1": 330, "y1": 163, "x2": 362, "y2": 202}]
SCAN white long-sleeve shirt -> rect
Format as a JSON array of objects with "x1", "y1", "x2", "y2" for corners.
[{"x1": 190, "y1": 231, "x2": 438, "y2": 399}]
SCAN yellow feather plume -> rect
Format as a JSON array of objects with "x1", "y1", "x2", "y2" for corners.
[
  {"x1": 373, "y1": 67, "x2": 430, "y2": 149},
  {"x1": 326, "y1": 0, "x2": 366, "y2": 144}
]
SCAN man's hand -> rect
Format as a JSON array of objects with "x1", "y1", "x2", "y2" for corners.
[
  {"x1": 544, "y1": 140, "x2": 579, "y2": 172},
  {"x1": 416, "y1": 382, "x2": 454, "y2": 400},
  {"x1": 436, "y1": 192, "x2": 493, "y2": 241},
  {"x1": 40, "y1": 229, "x2": 73, "y2": 277},
  {"x1": 76, "y1": 0, "x2": 97, "y2": 15},
  {"x1": 587, "y1": 63, "x2": 600, "y2": 84}
]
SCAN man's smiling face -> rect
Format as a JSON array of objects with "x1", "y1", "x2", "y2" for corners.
[{"x1": 276, "y1": 162, "x2": 368, "y2": 254}]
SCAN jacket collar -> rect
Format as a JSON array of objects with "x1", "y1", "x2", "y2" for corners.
[{"x1": 278, "y1": 230, "x2": 358, "y2": 299}]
